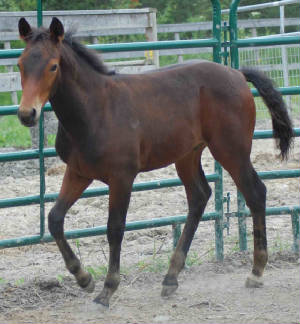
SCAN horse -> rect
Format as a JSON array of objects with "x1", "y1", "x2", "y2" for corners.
[{"x1": 17, "y1": 17, "x2": 293, "y2": 307}]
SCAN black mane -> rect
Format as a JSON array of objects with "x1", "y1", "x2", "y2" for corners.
[
  {"x1": 63, "y1": 31, "x2": 112, "y2": 75},
  {"x1": 28, "y1": 28, "x2": 113, "y2": 75}
]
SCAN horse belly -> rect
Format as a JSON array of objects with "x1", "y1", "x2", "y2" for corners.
[{"x1": 139, "y1": 124, "x2": 202, "y2": 171}]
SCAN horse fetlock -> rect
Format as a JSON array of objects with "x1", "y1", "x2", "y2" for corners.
[{"x1": 245, "y1": 273, "x2": 263, "y2": 288}]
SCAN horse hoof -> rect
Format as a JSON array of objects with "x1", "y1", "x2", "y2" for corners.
[
  {"x1": 245, "y1": 274, "x2": 263, "y2": 288},
  {"x1": 83, "y1": 276, "x2": 95, "y2": 293},
  {"x1": 161, "y1": 284, "x2": 178, "y2": 297},
  {"x1": 94, "y1": 295, "x2": 109, "y2": 308}
]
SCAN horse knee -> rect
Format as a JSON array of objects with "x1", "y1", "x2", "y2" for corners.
[{"x1": 48, "y1": 204, "x2": 65, "y2": 239}]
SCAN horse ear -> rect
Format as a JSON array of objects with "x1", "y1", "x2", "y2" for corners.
[
  {"x1": 19, "y1": 18, "x2": 32, "y2": 41},
  {"x1": 49, "y1": 17, "x2": 64, "y2": 43}
]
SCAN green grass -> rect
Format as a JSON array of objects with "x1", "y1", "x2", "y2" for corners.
[{"x1": 0, "y1": 115, "x2": 31, "y2": 148}]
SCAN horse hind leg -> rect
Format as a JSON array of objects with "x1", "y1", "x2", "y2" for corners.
[
  {"x1": 162, "y1": 148, "x2": 212, "y2": 297},
  {"x1": 209, "y1": 140, "x2": 267, "y2": 288},
  {"x1": 237, "y1": 164, "x2": 267, "y2": 288}
]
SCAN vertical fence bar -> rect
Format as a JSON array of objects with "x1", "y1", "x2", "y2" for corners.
[
  {"x1": 39, "y1": 110, "x2": 46, "y2": 238},
  {"x1": 229, "y1": 0, "x2": 247, "y2": 252},
  {"x1": 291, "y1": 211, "x2": 299, "y2": 253},
  {"x1": 172, "y1": 223, "x2": 181, "y2": 249},
  {"x1": 36, "y1": 0, "x2": 46, "y2": 238},
  {"x1": 229, "y1": 0, "x2": 240, "y2": 69},
  {"x1": 211, "y1": 0, "x2": 224, "y2": 261},
  {"x1": 212, "y1": 0, "x2": 222, "y2": 64},
  {"x1": 37, "y1": 0, "x2": 43, "y2": 27},
  {"x1": 214, "y1": 161, "x2": 224, "y2": 261},
  {"x1": 237, "y1": 191, "x2": 247, "y2": 251}
]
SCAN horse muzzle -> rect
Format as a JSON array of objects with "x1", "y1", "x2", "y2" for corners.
[{"x1": 17, "y1": 107, "x2": 38, "y2": 127}]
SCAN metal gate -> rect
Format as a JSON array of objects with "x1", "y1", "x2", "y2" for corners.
[{"x1": 0, "y1": 0, "x2": 299, "y2": 259}]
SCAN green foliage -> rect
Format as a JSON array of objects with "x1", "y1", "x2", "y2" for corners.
[
  {"x1": 1, "y1": 0, "x2": 298, "y2": 25},
  {"x1": 0, "y1": 0, "x2": 36, "y2": 11}
]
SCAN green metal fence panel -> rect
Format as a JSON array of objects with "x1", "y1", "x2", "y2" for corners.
[{"x1": 229, "y1": 0, "x2": 300, "y2": 253}]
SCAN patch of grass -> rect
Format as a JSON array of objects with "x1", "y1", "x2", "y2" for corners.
[
  {"x1": 86, "y1": 265, "x2": 108, "y2": 280},
  {"x1": 136, "y1": 255, "x2": 169, "y2": 273},
  {"x1": 56, "y1": 274, "x2": 64, "y2": 284},
  {"x1": 47, "y1": 133, "x2": 56, "y2": 146},
  {"x1": 185, "y1": 251, "x2": 203, "y2": 267},
  {"x1": 270, "y1": 233, "x2": 290, "y2": 253},
  {"x1": 0, "y1": 115, "x2": 31, "y2": 148},
  {"x1": 15, "y1": 277, "x2": 25, "y2": 286}
]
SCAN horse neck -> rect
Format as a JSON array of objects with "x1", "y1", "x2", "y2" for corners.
[{"x1": 50, "y1": 59, "x2": 106, "y2": 140}]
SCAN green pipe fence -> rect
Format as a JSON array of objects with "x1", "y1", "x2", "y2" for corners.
[
  {"x1": 0, "y1": 0, "x2": 299, "y2": 258},
  {"x1": 229, "y1": 0, "x2": 300, "y2": 253}
]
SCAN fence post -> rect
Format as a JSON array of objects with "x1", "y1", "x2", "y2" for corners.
[
  {"x1": 36, "y1": 0, "x2": 46, "y2": 239},
  {"x1": 214, "y1": 162, "x2": 224, "y2": 261},
  {"x1": 37, "y1": 0, "x2": 43, "y2": 27},
  {"x1": 211, "y1": 0, "x2": 222, "y2": 64},
  {"x1": 280, "y1": 3, "x2": 291, "y2": 111},
  {"x1": 145, "y1": 9, "x2": 159, "y2": 67},
  {"x1": 211, "y1": 0, "x2": 224, "y2": 261},
  {"x1": 172, "y1": 223, "x2": 181, "y2": 249},
  {"x1": 174, "y1": 33, "x2": 183, "y2": 63},
  {"x1": 4, "y1": 42, "x2": 18, "y2": 105},
  {"x1": 237, "y1": 191, "x2": 247, "y2": 251},
  {"x1": 229, "y1": 0, "x2": 240, "y2": 69},
  {"x1": 291, "y1": 210, "x2": 299, "y2": 254}
]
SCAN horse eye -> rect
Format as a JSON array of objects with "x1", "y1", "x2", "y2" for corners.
[{"x1": 50, "y1": 64, "x2": 58, "y2": 72}]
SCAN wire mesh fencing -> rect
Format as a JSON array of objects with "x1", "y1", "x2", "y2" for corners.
[{"x1": 239, "y1": 45, "x2": 300, "y2": 129}]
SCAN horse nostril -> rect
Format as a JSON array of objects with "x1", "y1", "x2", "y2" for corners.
[{"x1": 31, "y1": 108, "x2": 36, "y2": 118}]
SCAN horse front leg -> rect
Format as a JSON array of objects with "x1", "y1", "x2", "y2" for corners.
[
  {"x1": 94, "y1": 174, "x2": 135, "y2": 307},
  {"x1": 48, "y1": 166, "x2": 94, "y2": 292}
]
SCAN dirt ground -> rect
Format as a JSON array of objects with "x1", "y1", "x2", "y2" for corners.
[{"x1": 0, "y1": 135, "x2": 299, "y2": 324}]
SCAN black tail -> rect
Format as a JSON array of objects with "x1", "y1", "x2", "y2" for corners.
[{"x1": 240, "y1": 67, "x2": 293, "y2": 160}]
